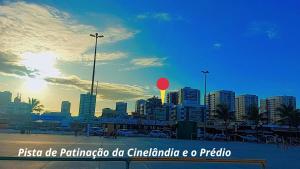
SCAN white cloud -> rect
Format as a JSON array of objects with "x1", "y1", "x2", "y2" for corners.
[
  {"x1": 82, "y1": 52, "x2": 127, "y2": 62},
  {"x1": 0, "y1": 52, "x2": 38, "y2": 78},
  {"x1": 0, "y1": 1, "x2": 137, "y2": 62},
  {"x1": 136, "y1": 12, "x2": 177, "y2": 21},
  {"x1": 44, "y1": 75, "x2": 150, "y2": 101},
  {"x1": 130, "y1": 57, "x2": 166, "y2": 67},
  {"x1": 213, "y1": 43, "x2": 222, "y2": 49}
]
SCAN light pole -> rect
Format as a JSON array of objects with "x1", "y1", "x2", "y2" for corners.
[
  {"x1": 87, "y1": 33, "x2": 103, "y2": 136},
  {"x1": 201, "y1": 70, "x2": 209, "y2": 139}
]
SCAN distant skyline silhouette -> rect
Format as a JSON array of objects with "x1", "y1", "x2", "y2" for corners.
[{"x1": 0, "y1": 0, "x2": 299, "y2": 115}]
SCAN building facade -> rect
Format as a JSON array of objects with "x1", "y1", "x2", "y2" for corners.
[
  {"x1": 61, "y1": 101, "x2": 71, "y2": 116},
  {"x1": 206, "y1": 90, "x2": 235, "y2": 118},
  {"x1": 167, "y1": 91, "x2": 179, "y2": 105},
  {"x1": 235, "y1": 94, "x2": 258, "y2": 121},
  {"x1": 145, "y1": 96, "x2": 162, "y2": 120},
  {"x1": 0, "y1": 91, "x2": 12, "y2": 107},
  {"x1": 116, "y1": 102, "x2": 127, "y2": 117},
  {"x1": 135, "y1": 99, "x2": 146, "y2": 117},
  {"x1": 79, "y1": 93, "x2": 96, "y2": 121},
  {"x1": 171, "y1": 104, "x2": 205, "y2": 123},
  {"x1": 260, "y1": 96, "x2": 296, "y2": 124},
  {"x1": 178, "y1": 87, "x2": 200, "y2": 106}
]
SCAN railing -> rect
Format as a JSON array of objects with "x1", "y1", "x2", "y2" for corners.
[{"x1": 0, "y1": 156, "x2": 267, "y2": 169}]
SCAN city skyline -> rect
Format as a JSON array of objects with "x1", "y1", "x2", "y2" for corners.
[
  {"x1": 1, "y1": 1, "x2": 300, "y2": 116},
  {"x1": 0, "y1": 88, "x2": 298, "y2": 117}
]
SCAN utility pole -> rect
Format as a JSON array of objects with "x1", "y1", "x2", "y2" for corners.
[
  {"x1": 87, "y1": 33, "x2": 103, "y2": 136},
  {"x1": 201, "y1": 70, "x2": 209, "y2": 139}
]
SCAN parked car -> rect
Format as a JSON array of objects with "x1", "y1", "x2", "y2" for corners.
[
  {"x1": 149, "y1": 130, "x2": 169, "y2": 138},
  {"x1": 213, "y1": 134, "x2": 227, "y2": 141},
  {"x1": 117, "y1": 129, "x2": 138, "y2": 137},
  {"x1": 89, "y1": 127, "x2": 104, "y2": 136},
  {"x1": 240, "y1": 135, "x2": 258, "y2": 142},
  {"x1": 262, "y1": 135, "x2": 277, "y2": 144}
]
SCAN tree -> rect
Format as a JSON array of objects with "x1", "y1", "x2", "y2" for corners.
[
  {"x1": 246, "y1": 105, "x2": 264, "y2": 141},
  {"x1": 215, "y1": 104, "x2": 234, "y2": 138},
  {"x1": 277, "y1": 104, "x2": 300, "y2": 129},
  {"x1": 28, "y1": 98, "x2": 44, "y2": 113}
]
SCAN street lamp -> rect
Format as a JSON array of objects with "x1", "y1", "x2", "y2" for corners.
[
  {"x1": 201, "y1": 70, "x2": 209, "y2": 139},
  {"x1": 87, "y1": 33, "x2": 103, "y2": 136}
]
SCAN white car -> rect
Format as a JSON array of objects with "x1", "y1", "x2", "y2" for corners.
[
  {"x1": 117, "y1": 129, "x2": 137, "y2": 137},
  {"x1": 149, "y1": 130, "x2": 169, "y2": 138}
]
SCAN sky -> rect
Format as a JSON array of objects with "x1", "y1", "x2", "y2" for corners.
[{"x1": 0, "y1": 0, "x2": 300, "y2": 116}]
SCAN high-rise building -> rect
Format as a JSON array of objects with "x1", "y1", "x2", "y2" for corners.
[
  {"x1": 135, "y1": 99, "x2": 146, "y2": 116},
  {"x1": 167, "y1": 91, "x2": 179, "y2": 105},
  {"x1": 260, "y1": 96, "x2": 296, "y2": 124},
  {"x1": 178, "y1": 87, "x2": 200, "y2": 106},
  {"x1": 79, "y1": 93, "x2": 96, "y2": 120},
  {"x1": 116, "y1": 102, "x2": 127, "y2": 117},
  {"x1": 61, "y1": 101, "x2": 71, "y2": 116},
  {"x1": 206, "y1": 90, "x2": 235, "y2": 117},
  {"x1": 235, "y1": 94, "x2": 258, "y2": 121},
  {"x1": 0, "y1": 91, "x2": 12, "y2": 112},
  {"x1": 145, "y1": 96, "x2": 162, "y2": 120},
  {"x1": 171, "y1": 104, "x2": 205, "y2": 123}
]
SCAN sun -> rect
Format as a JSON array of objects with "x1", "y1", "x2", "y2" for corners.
[
  {"x1": 20, "y1": 51, "x2": 61, "y2": 93},
  {"x1": 23, "y1": 78, "x2": 47, "y2": 92},
  {"x1": 21, "y1": 52, "x2": 60, "y2": 77}
]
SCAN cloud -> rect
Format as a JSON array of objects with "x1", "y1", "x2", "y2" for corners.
[
  {"x1": 0, "y1": 1, "x2": 137, "y2": 62},
  {"x1": 246, "y1": 21, "x2": 279, "y2": 39},
  {"x1": 81, "y1": 52, "x2": 127, "y2": 62},
  {"x1": 0, "y1": 52, "x2": 38, "y2": 78},
  {"x1": 213, "y1": 43, "x2": 222, "y2": 49},
  {"x1": 130, "y1": 57, "x2": 166, "y2": 68},
  {"x1": 44, "y1": 75, "x2": 150, "y2": 101},
  {"x1": 136, "y1": 12, "x2": 180, "y2": 22}
]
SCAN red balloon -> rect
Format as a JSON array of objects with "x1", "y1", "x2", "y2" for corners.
[{"x1": 156, "y1": 78, "x2": 169, "y2": 90}]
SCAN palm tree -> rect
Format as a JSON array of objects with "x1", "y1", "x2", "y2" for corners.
[
  {"x1": 215, "y1": 104, "x2": 234, "y2": 138},
  {"x1": 246, "y1": 105, "x2": 264, "y2": 141},
  {"x1": 277, "y1": 104, "x2": 300, "y2": 129},
  {"x1": 28, "y1": 98, "x2": 44, "y2": 113}
]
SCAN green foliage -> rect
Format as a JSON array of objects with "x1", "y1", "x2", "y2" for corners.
[
  {"x1": 277, "y1": 104, "x2": 300, "y2": 128},
  {"x1": 28, "y1": 98, "x2": 44, "y2": 113}
]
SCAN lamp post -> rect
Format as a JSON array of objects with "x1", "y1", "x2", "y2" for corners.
[
  {"x1": 201, "y1": 70, "x2": 209, "y2": 139},
  {"x1": 87, "y1": 33, "x2": 103, "y2": 136}
]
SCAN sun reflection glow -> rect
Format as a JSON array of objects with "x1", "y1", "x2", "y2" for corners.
[
  {"x1": 23, "y1": 78, "x2": 47, "y2": 92},
  {"x1": 21, "y1": 52, "x2": 60, "y2": 77}
]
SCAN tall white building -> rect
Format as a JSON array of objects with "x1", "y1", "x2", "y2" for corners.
[
  {"x1": 61, "y1": 101, "x2": 71, "y2": 116},
  {"x1": 206, "y1": 90, "x2": 235, "y2": 117},
  {"x1": 116, "y1": 102, "x2": 127, "y2": 117},
  {"x1": 260, "y1": 96, "x2": 296, "y2": 124},
  {"x1": 235, "y1": 94, "x2": 258, "y2": 121},
  {"x1": 79, "y1": 93, "x2": 96, "y2": 121},
  {"x1": 178, "y1": 87, "x2": 200, "y2": 106}
]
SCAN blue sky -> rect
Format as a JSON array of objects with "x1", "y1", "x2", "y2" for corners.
[{"x1": 0, "y1": 0, "x2": 299, "y2": 115}]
